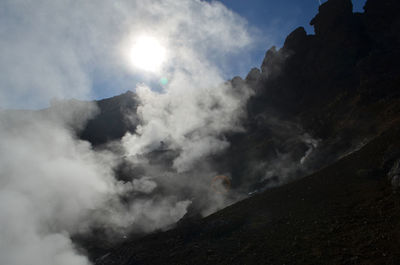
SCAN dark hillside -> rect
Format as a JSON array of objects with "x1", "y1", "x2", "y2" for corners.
[{"x1": 94, "y1": 117, "x2": 400, "y2": 265}]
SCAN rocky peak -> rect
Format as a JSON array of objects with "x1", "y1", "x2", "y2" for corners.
[
  {"x1": 260, "y1": 46, "x2": 288, "y2": 78},
  {"x1": 282, "y1": 26, "x2": 307, "y2": 52},
  {"x1": 230, "y1": 76, "x2": 246, "y2": 93},
  {"x1": 310, "y1": 0, "x2": 353, "y2": 37},
  {"x1": 245, "y1": 68, "x2": 261, "y2": 84}
]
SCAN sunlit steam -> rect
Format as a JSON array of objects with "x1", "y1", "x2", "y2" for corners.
[
  {"x1": 129, "y1": 35, "x2": 167, "y2": 73},
  {"x1": 0, "y1": 0, "x2": 254, "y2": 264}
]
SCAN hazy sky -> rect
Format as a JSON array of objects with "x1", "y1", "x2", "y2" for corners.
[
  {"x1": 96, "y1": 0, "x2": 368, "y2": 102},
  {"x1": 0, "y1": 0, "x2": 367, "y2": 109}
]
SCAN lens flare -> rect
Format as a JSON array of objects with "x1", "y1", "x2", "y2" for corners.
[
  {"x1": 211, "y1": 175, "x2": 231, "y2": 193},
  {"x1": 160, "y1": 77, "x2": 168, "y2": 86}
]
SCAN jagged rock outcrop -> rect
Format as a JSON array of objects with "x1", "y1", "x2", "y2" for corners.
[
  {"x1": 218, "y1": 0, "x2": 400, "y2": 191},
  {"x1": 245, "y1": 67, "x2": 261, "y2": 87},
  {"x1": 282, "y1": 26, "x2": 307, "y2": 52},
  {"x1": 310, "y1": 0, "x2": 353, "y2": 37},
  {"x1": 245, "y1": 0, "x2": 398, "y2": 126}
]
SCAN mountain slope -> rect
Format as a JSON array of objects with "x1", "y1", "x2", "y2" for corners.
[{"x1": 94, "y1": 119, "x2": 400, "y2": 265}]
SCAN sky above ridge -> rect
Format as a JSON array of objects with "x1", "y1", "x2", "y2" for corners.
[
  {"x1": 0, "y1": 0, "x2": 367, "y2": 109},
  {"x1": 217, "y1": 0, "x2": 367, "y2": 67},
  {"x1": 94, "y1": 0, "x2": 367, "y2": 103}
]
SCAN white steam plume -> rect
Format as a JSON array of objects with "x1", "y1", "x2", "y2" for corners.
[
  {"x1": 0, "y1": 103, "x2": 193, "y2": 265},
  {"x1": 0, "y1": 107, "x2": 111, "y2": 265},
  {"x1": 122, "y1": 0, "x2": 254, "y2": 172},
  {"x1": 0, "y1": 0, "x2": 255, "y2": 264}
]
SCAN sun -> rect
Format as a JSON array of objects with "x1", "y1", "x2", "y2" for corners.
[{"x1": 129, "y1": 35, "x2": 167, "y2": 73}]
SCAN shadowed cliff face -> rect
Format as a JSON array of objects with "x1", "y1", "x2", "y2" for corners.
[
  {"x1": 248, "y1": 0, "x2": 366, "y2": 116},
  {"x1": 210, "y1": 0, "x2": 400, "y2": 192},
  {"x1": 246, "y1": 0, "x2": 399, "y2": 116}
]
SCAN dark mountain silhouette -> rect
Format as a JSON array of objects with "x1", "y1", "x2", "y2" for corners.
[
  {"x1": 69, "y1": 0, "x2": 400, "y2": 263},
  {"x1": 213, "y1": 0, "x2": 400, "y2": 192},
  {"x1": 79, "y1": 90, "x2": 139, "y2": 146}
]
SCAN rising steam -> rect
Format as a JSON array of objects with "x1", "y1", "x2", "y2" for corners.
[{"x1": 0, "y1": 0, "x2": 255, "y2": 264}]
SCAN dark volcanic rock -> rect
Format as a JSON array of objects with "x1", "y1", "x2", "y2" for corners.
[
  {"x1": 364, "y1": 0, "x2": 400, "y2": 48},
  {"x1": 95, "y1": 121, "x2": 400, "y2": 265},
  {"x1": 282, "y1": 26, "x2": 307, "y2": 52},
  {"x1": 245, "y1": 67, "x2": 261, "y2": 87},
  {"x1": 79, "y1": 91, "x2": 139, "y2": 146},
  {"x1": 310, "y1": 0, "x2": 353, "y2": 37},
  {"x1": 260, "y1": 46, "x2": 287, "y2": 79},
  {"x1": 217, "y1": 0, "x2": 400, "y2": 196}
]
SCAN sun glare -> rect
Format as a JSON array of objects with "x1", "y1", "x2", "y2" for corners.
[{"x1": 129, "y1": 35, "x2": 167, "y2": 73}]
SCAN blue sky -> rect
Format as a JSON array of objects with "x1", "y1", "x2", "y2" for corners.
[
  {"x1": 94, "y1": 0, "x2": 367, "y2": 101},
  {"x1": 0, "y1": 0, "x2": 368, "y2": 109},
  {"x1": 219, "y1": 0, "x2": 366, "y2": 38},
  {"x1": 215, "y1": 0, "x2": 367, "y2": 76}
]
